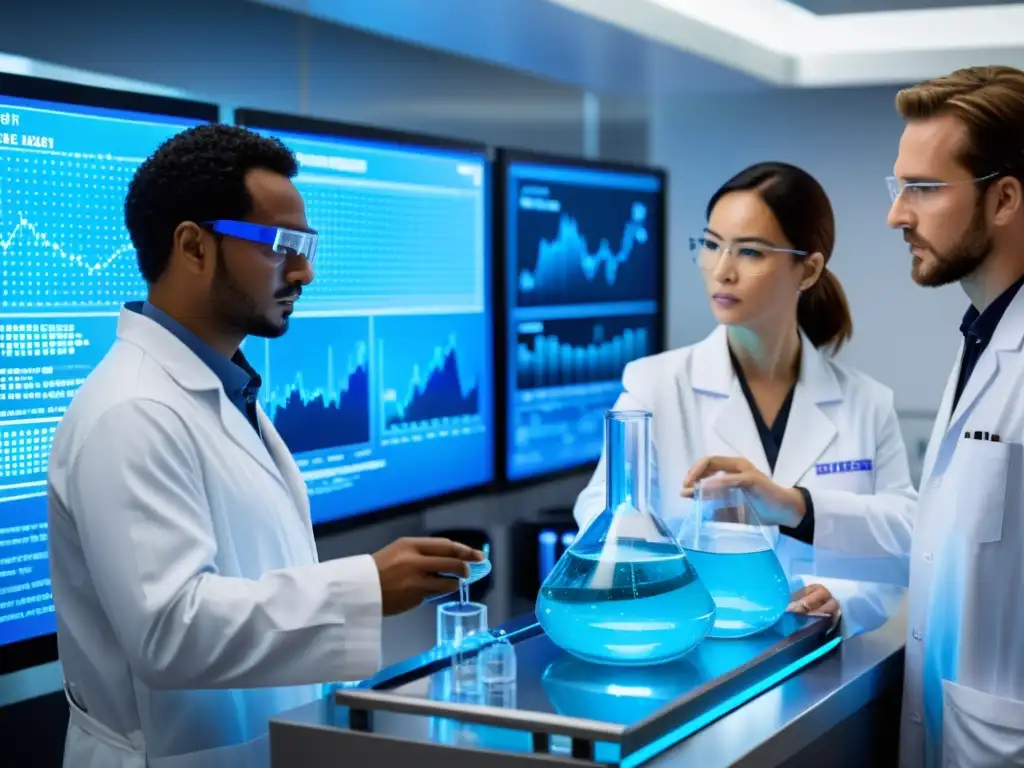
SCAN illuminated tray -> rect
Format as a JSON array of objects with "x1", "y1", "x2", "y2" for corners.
[{"x1": 314, "y1": 611, "x2": 840, "y2": 767}]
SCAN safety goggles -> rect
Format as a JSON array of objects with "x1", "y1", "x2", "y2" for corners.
[
  {"x1": 202, "y1": 219, "x2": 318, "y2": 266},
  {"x1": 690, "y1": 235, "x2": 808, "y2": 277},
  {"x1": 885, "y1": 172, "x2": 1000, "y2": 205}
]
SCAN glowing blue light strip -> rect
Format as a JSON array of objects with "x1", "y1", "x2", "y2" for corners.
[{"x1": 620, "y1": 635, "x2": 843, "y2": 768}]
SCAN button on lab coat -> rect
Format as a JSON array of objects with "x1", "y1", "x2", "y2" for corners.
[
  {"x1": 47, "y1": 307, "x2": 383, "y2": 768},
  {"x1": 573, "y1": 326, "x2": 918, "y2": 563},
  {"x1": 900, "y1": 289, "x2": 1024, "y2": 767}
]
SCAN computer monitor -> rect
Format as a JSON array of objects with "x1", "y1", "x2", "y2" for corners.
[
  {"x1": 495, "y1": 148, "x2": 667, "y2": 485},
  {"x1": 233, "y1": 109, "x2": 493, "y2": 531},
  {"x1": 0, "y1": 73, "x2": 218, "y2": 673}
]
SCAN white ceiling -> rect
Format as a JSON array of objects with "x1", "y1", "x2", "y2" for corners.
[
  {"x1": 250, "y1": 0, "x2": 1024, "y2": 94},
  {"x1": 549, "y1": 0, "x2": 1024, "y2": 87},
  {"x1": 789, "y1": 0, "x2": 1019, "y2": 14}
]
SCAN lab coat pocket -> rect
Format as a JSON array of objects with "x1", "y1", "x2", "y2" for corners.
[
  {"x1": 951, "y1": 439, "x2": 1009, "y2": 544},
  {"x1": 941, "y1": 680, "x2": 1024, "y2": 766}
]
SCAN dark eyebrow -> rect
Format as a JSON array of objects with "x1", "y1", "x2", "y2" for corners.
[
  {"x1": 900, "y1": 176, "x2": 944, "y2": 185},
  {"x1": 702, "y1": 228, "x2": 779, "y2": 248}
]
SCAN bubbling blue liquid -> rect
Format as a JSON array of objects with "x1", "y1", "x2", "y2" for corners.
[{"x1": 536, "y1": 540, "x2": 715, "y2": 666}]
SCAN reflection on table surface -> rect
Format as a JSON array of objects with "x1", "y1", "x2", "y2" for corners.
[
  {"x1": 320, "y1": 542, "x2": 908, "y2": 765},
  {"x1": 356, "y1": 581, "x2": 900, "y2": 762},
  {"x1": 386, "y1": 612, "x2": 825, "y2": 720},
  {"x1": 362, "y1": 540, "x2": 906, "y2": 720}
]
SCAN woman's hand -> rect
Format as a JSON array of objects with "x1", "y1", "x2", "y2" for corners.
[
  {"x1": 681, "y1": 455, "x2": 806, "y2": 529},
  {"x1": 788, "y1": 583, "x2": 840, "y2": 617}
]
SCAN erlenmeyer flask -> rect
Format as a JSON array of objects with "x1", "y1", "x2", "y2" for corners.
[
  {"x1": 677, "y1": 483, "x2": 790, "y2": 638},
  {"x1": 536, "y1": 410, "x2": 716, "y2": 666}
]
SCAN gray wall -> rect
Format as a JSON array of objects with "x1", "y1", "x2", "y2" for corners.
[
  {"x1": 651, "y1": 85, "x2": 965, "y2": 413},
  {"x1": 0, "y1": 0, "x2": 639, "y2": 716}
]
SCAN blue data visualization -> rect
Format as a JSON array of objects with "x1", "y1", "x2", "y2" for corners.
[
  {"x1": 504, "y1": 159, "x2": 664, "y2": 482},
  {"x1": 252, "y1": 125, "x2": 486, "y2": 316},
  {"x1": 377, "y1": 313, "x2": 484, "y2": 437},
  {"x1": 513, "y1": 167, "x2": 661, "y2": 308},
  {"x1": 516, "y1": 315, "x2": 653, "y2": 390},
  {"x1": 0, "y1": 91, "x2": 208, "y2": 650},
  {"x1": 257, "y1": 316, "x2": 372, "y2": 454},
  {"x1": 242, "y1": 120, "x2": 492, "y2": 525}
]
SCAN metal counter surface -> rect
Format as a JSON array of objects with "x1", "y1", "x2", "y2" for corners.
[
  {"x1": 336, "y1": 610, "x2": 841, "y2": 765},
  {"x1": 270, "y1": 539, "x2": 908, "y2": 766},
  {"x1": 645, "y1": 577, "x2": 907, "y2": 765}
]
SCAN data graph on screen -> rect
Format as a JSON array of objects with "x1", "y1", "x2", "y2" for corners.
[
  {"x1": 378, "y1": 314, "x2": 483, "y2": 435},
  {"x1": 514, "y1": 171, "x2": 661, "y2": 308},
  {"x1": 516, "y1": 316, "x2": 652, "y2": 390},
  {"x1": 503, "y1": 156, "x2": 664, "y2": 483},
  {"x1": 0, "y1": 85, "x2": 211, "y2": 653},
  {"x1": 0, "y1": 156, "x2": 142, "y2": 312},
  {"x1": 258, "y1": 316, "x2": 372, "y2": 455},
  {"x1": 237, "y1": 111, "x2": 494, "y2": 526}
]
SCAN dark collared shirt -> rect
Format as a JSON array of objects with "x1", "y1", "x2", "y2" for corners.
[
  {"x1": 952, "y1": 274, "x2": 1024, "y2": 414},
  {"x1": 731, "y1": 349, "x2": 816, "y2": 545},
  {"x1": 128, "y1": 301, "x2": 264, "y2": 438}
]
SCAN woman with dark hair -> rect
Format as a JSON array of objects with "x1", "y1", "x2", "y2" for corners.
[{"x1": 574, "y1": 161, "x2": 917, "y2": 569}]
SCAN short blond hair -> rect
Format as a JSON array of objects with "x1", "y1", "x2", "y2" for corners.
[{"x1": 895, "y1": 65, "x2": 1024, "y2": 182}]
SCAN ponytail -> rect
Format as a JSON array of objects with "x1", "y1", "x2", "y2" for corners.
[{"x1": 798, "y1": 268, "x2": 853, "y2": 353}]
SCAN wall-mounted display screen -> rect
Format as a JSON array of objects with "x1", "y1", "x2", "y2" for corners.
[
  {"x1": 497, "y1": 150, "x2": 666, "y2": 484},
  {"x1": 0, "y1": 74, "x2": 217, "y2": 669},
  {"x1": 235, "y1": 110, "x2": 494, "y2": 528}
]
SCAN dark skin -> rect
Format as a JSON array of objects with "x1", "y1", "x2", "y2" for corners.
[
  {"x1": 147, "y1": 168, "x2": 314, "y2": 357},
  {"x1": 146, "y1": 168, "x2": 483, "y2": 615}
]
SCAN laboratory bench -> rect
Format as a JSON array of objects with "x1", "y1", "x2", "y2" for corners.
[{"x1": 269, "y1": 539, "x2": 908, "y2": 767}]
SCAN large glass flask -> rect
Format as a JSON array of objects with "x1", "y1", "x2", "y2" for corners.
[
  {"x1": 536, "y1": 410, "x2": 716, "y2": 666},
  {"x1": 677, "y1": 483, "x2": 790, "y2": 638}
]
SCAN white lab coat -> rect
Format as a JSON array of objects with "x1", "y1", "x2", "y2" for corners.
[
  {"x1": 46, "y1": 307, "x2": 383, "y2": 768},
  {"x1": 900, "y1": 288, "x2": 1024, "y2": 767},
  {"x1": 573, "y1": 326, "x2": 918, "y2": 561}
]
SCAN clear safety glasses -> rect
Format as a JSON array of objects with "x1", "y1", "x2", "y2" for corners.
[
  {"x1": 885, "y1": 172, "x2": 1000, "y2": 205},
  {"x1": 203, "y1": 219, "x2": 318, "y2": 267},
  {"x1": 689, "y1": 235, "x2": 808, "y2": 277}
]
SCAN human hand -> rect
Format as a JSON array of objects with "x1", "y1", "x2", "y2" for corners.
[
  {"x1": 787, "y1": 583, "x2": 840, "y2": 617},
  {"x1": 680, "y1": 455, "x2": 806, "y2": 529},
  {"x1": 371, "y1": 537, "x2": 485, "y2": 616}
]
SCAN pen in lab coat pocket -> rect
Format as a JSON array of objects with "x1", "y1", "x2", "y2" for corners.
[{"x1": 964, "y1": 431, "x2": 1001, "y2": 442}]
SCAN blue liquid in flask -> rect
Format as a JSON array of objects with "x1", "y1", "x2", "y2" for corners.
[
  {"x1": 537, "y1": 539, "x2": 715, "y2": 666},
  {"x1": 537, "y1": 410, "x2": 715, "y2": 666},
  {"x1": 683, "y1": 529, "x2": 790, "y2": 639}
]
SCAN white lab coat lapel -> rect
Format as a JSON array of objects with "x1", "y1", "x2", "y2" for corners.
[
  {"x1": 684, "y1": 327, "x2": 839, "y2": 486},
  {"x1": 924, "y1": 289, "x2": 1024, "y2": 487},
  {"x1": 687, "y1": 326, "x2": 771, "y2": 476},
  {"x1": 117, "y1": 310, "x2": 293, "y2": 500},
  {"x1": 919, "y1": 341, "x2": 963, "y2": 488},
  {"x1": 258, "y1": 407, "x2": 310, "y2": 518},
  {"x1": 257, "y1": 407, "x2": 318, "y2": 560},
  {"x1": 772, "y1": 336, "x2": 841, "y2": 489},
  {"x1": 900, "y1": 289, "x2": 1024, "y2": 768},
  {"x1": 948, "y1": 337, "x2": 1001, "y2": 430}
]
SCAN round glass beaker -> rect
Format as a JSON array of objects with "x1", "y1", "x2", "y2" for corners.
[
  {"x1": 677, "y1": 483, "x2": 790, "y2": 638},
  {"x1": 536, "y1": 410, "x2": 715, "y2": 666}
]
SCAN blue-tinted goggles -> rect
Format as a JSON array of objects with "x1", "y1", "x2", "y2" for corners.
[{"x1": 202, "y1": 219, "x2": 318, "y2": 265}]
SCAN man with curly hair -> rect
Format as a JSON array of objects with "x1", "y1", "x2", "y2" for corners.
[{"x1": 46, "y1": 124, "x2": 482, "y2": 768}]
